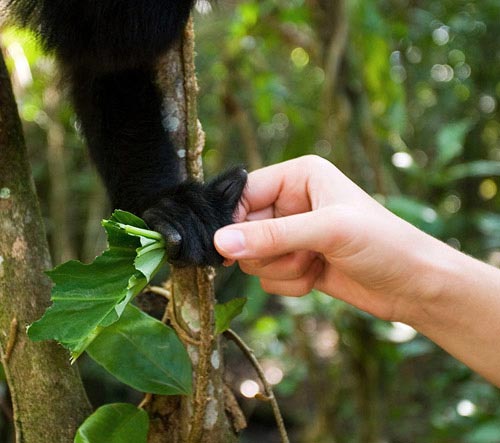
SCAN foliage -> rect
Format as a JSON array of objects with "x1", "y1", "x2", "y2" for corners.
[
  {"x1": 28, "y1": 211, "x2": 168, "y2": 360},
  {"x1": 74, "y1": 403, "x2": 149, "y2": 443},
  {"x1": 27, "y1": 211, "x2": 192, "y2": 440},
  {"x1": 214, "y1": 297, "x2": 247, "y2": 334}
]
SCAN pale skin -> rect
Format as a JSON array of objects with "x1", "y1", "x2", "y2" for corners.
[{"x1": 214, "y1": 155, "x2": 500, "y2": 387}]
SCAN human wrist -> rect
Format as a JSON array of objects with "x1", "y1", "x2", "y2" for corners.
[
  {"x1": 403, "y1": 238, "x2": 493, "y2": 334},
  {"x1": 395, "y1": 234, "x2": 466, "y2": 330}
]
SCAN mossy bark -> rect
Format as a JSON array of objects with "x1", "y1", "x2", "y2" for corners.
[{"x1": 0, "y1": 49, "x2": 91, "y2": 442}]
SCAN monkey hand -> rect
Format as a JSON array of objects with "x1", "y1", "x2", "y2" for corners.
[{"x1": 142, "y1": 167, "x2": 247, "y2": 267}]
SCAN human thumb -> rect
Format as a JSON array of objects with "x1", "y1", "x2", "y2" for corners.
[{"x1": 214, "y1": 207, "x2": 336, "y2": 260}]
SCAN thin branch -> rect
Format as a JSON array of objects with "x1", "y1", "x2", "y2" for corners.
[
  {"x1": 224, "y1": 329, "x2": 290, "y2": 443},
  {"x1": 148, "y1": 285, "x2": 201, "y2": 346}
]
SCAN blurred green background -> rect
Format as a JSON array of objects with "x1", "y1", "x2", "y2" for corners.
[{"x1": 2, "y1": 0, "x2": 500, "y2": 441}]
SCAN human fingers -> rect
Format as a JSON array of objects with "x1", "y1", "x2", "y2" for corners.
[
  {"x1": 236, "y1": 155, "x2": 336, "y2": 220},
  {"x1": 259, "y1": 257, "x2": 325, "y2": 297},
  {"x1": 239, "y1": 251, "x2": 318, "y2": 280},
  {"x1": 215, "y1": 206, "x2": 339, "y2": 260}
]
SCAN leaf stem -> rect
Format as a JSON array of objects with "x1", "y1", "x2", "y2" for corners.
[
  {"x1": 138, "y1": 393, "x2": 152, "y2": 409},
  {"x1": 117, "y1": 223, "x2": 163, "y2": 241},
  {"x1": 138, "y1": 241, "x2": 166, "y2": 256}
]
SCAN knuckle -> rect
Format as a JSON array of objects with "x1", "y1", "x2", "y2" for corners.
[
  {"x1": 296, "y1": 279, "x2": 314, "y2": 297},
  {"x1": 267, "y1": 219, "x2": 286, "y2": 247},
  {"x1": 288, "y1": 255, "x2": 308, "y2": 279},
  {"x1": 299, "y1": 154, "x2": 330, "y2": 170},
  {"x1": 239, "y1": 259, "x2": 264, "y2": 276},
  {"x1": 261, "y1": 219, "x2": 285, "y2": 250},
  {"x1": 260, "y1": 279, "x2": 275, "y2": 294}
]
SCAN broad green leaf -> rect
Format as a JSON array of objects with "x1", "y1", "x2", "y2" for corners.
[
  {"x1": 435, "y1": 120, "x2": 473, "y2": 167},
  {"x1": 87, "y1": 305, "x2": 192, "y2": 395},
  {"x1": 74, "y1": 403, "x2": 148, "y2": 443},
  {"x1": 28, "y1": 211, "x2": 166, "y2": 360},
  {"x1": 215, "y1": 297, "x2": 247, "y2": 334}
]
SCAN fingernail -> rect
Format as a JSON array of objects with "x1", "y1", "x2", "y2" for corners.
[{"x1": 215, "y1": 230, "x2": 246, "y2": 255}]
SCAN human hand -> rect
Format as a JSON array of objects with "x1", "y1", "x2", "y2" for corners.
[
  {"x1": 215, "y1": 156, "x2": 500, "y2": 386},
  {"x1": 214, "y1": 155, "x2": 453, "y2": 324}
]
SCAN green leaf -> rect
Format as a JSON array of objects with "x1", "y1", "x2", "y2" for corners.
[
  {"x1": 74, "y1": 403, "x2": 148, "y2": 443},
  {"x1": 215, "y1": 297, "x2": 247, "y2": 334},
  {"x1": 109, "y1": 210, "x2": 150, "y2": 229},
  {"x1": 444, "y1": 160, "x2": 500, "y2": 181},
  {"x1": 87, "y1": 305, "x2": 192, "y2": 395},
  {"x1": 434, "y1": 119, "x2": 473, "y2": 167},
  {"x1": 27, "y1": 211, "x2": 166, "y2": 360}
]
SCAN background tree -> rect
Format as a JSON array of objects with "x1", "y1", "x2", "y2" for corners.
[{"x1": 0, "y1": 47, "x2": 91, "y2": 443}]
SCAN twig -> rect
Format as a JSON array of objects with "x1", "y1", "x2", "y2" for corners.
[
  {"x1": 223, "y1": 384, "x2": 247, "y2": 433},
  {"x1": 4, "y1": 318, "x2": 18, "y2": 362},
  {"x1": 224, "y1": 329, "x2": 290, "y2": 443},
  {"x1": 148, "y1": 285, "x2": 200, "y2": 346}
]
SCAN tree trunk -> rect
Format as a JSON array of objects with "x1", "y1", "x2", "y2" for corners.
[
  {"x1": 145, "y1": 19, "x2": 242, "y2": 443},
  {"x1": 0, "y1": 49, "x2": 92, "y2": 442}
]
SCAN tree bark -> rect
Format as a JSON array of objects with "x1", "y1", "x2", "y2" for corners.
[
  {"x1": 0, "y1": 49, "x2": 91, "y2": 442},
  {"x1": 145, "y1": 19, "x2": 241, "y2": 443}
]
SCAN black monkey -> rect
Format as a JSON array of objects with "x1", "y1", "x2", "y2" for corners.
[{"x1": 5, "y1": 0, "x2": 247, "y2": 266}]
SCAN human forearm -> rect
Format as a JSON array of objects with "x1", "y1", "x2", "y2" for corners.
[{"x1": 408, "y1": 245, "x2": 500, "y2": 386}]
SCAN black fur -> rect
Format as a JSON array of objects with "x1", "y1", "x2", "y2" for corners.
[{"x1": 6, "y1": 0, "x2": 247, "y2": 266}]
